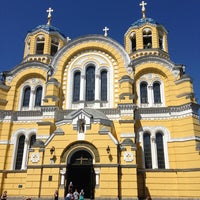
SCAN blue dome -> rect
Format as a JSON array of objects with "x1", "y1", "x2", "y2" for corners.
[
  {"x1": 30, "y1": 24, "x2": 65, "y2": 38},
  {"x1": 132, "y1": 17, "x2": 159, "y2": 27}
]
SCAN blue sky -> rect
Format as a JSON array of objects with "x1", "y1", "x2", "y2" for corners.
[{"x1": 0, "y1": 0, "x2": 200, "y2": 102}]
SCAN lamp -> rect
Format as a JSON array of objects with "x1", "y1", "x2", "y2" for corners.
[
  {"x1": 106, "y1": 146, "x2": 110, "y2": 154},
  {"x1": 50, "y1": 146, "x2": 55, "y2": 154}
]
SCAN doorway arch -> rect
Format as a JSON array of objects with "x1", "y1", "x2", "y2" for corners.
[{"x1": 66, "y1": 150, "x2": 95, "y2": 199}]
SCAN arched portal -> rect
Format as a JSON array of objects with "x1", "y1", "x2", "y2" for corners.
[{"x1": 66, "y1": 150, "x2": 95, "y2": 199}]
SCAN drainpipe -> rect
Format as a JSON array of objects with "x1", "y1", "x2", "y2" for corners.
[{"x1": 117, "y1": 143, "x2": 121, "y2": 200}]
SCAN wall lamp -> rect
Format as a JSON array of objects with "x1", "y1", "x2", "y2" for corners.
[
  {"x1": 50, "y1": 146, "x2": 55, "y2": 155},
  {"x1": 106, "y1": 146, "x2": 110, "y2": 154}
]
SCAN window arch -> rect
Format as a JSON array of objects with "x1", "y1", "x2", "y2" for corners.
[
  {"x1": 51, "y1": 37, "x2": 59, "y2": 56},
  {"x1": 20, "y1": 79, "x2": 44, "y2": 111},
  {"x1": 153, "y1": 82, "x2": 161, "y2": 103},
  {"x1": 130, "y1": 32, "x2": 136, "y2": 52},
  {"x1": 143, "y1": 132, "x2": 152, "y2": 169},
  {"x1": 36, "y1": 35, "x2": 45, "y2": 54},
  {"x1": 35, "y1": 86, "x2": 43, "y2": 106},
  {"x1": 143, "y1": 28, "x2": 152, "y2": 49},
  {"x1": 73, "y1": 71, "x2": 81, "y2": 102},
  {"x1": 69, "y1": 61, "x2": 113, "y2": 109},
  {"x1": 86, "y1": 66, "x2": 95, "y2": 101},
  {"x1": 101, "y1": 70, "x2": 107, "y2": 101},
  {"x1": 140, "y1": 127, "x2": 169, "y2": 169},
  {"x1": 29, "y1": 134, "x2": 36, "y2": 148},
  {"x1": 22, "y1": 86, "x2": 31, "y2": 107},
  {"x1": 159, "y1": 31, "x2": 164, "y2": 50},
  {"x1": 156, "y1": 132, "x2": 165, "y2": 168},
  {"x1": 140, "y1": 81, "x2": 148, "y2": 103},
  {"x1": 15, "y1": 135, "x2": 25, "y2": 170}
]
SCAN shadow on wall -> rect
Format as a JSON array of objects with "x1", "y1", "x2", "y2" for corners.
[{"x1": 145, "y1": 187, "x2": 151, "y2": 200}]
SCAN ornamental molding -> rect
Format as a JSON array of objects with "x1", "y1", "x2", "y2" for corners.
[
  {"x1": 51, "y1": 34, "x2": 130, "y2": 74},
  {"x1": 5, "y1": 62, "x2": 49, "y2": 83},
  {"x1": 139, "y1": 103, "x2": 199, "y2": 115},
  {"x1": 130, "y1": 56, "x2": 180, "y2": 77}
]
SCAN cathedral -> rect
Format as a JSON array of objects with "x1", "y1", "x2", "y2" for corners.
[{"x1": 0, "y1": 1, "x2": 200, "y2": 200}]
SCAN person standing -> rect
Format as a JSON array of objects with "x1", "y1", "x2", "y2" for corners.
[
  {"x1": 68, "y1": 182, "x2": 73, "y2": 193},
  {"x1": 73, "y1": 188, "x2": 79, "y2": 200},
  {"x1": 0, "y1": 191, "x2": 7, "y2": 200},
  {"x1": 54, "y1": 189, "x2": 59, "y2": 200},
  {"x1": 79, "y1": 189, "x2": 84, "y2": 200}
]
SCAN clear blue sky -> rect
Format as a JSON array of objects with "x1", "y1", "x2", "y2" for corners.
[{"x1": 0, "y1": 0, "x2": 200, "y2": 102}]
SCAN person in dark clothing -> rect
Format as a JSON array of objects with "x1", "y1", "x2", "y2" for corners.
[
  {"x1": 54, "y1": 189, "x2": 59, "y2": 200},
  {"x1": 0, "y1": 191, "x2": 7, "y2": 200}
]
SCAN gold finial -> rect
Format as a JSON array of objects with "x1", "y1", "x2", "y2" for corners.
[
  {"x1": 46, "y1": 7, "x2": 54, "y2": 25},
  {"x1": 140, "y1": 1, "x2": 147, "y2": 18}
]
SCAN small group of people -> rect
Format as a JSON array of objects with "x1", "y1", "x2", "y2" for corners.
[
  {"x1": 54, "y1": 182, "x2": 84, "y2": 200},
  {"x1": 0, "y1": 191, "x2": 7, "y2": 200},
  {"x1": 65, "y1": 182, "x2": 84, "y2": 200},
  {"x1": 65, "y1": 188, "x2": 84, "y2": 200}
]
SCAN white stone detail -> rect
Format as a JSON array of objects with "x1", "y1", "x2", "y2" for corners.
[
  {"x1": 31, "y1": 153, "x2": 40, "y2": 163},
  {"x1": 124, "y1": 151, "x2": 134, "y2": 162}
]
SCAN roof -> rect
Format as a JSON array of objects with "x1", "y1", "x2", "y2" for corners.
[
  {"x1": 30, "y1": 24, "x2": 65, "y2": 38},
  {"x1": 131, "y1": 17, "x2": 159, "y2": 27}
]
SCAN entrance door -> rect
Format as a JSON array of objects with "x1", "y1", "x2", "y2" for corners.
[{"x1": 66, "y1": 150, "x2": 95, "y2": 199}]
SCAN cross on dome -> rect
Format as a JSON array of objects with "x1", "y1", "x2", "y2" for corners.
[
  {"x1": 140, "y1": 1, "x2": 147, "y2": 18},
  {"x1": 103, "y1": 26, "x2": 109, "y2": 37},
  {"x1": 46, "y1": 7, "x2": 54, "y2": 25}
]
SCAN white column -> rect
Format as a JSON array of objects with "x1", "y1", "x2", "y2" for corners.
[
  {"x1": 94, "y1": 168, "x2": 100, "y2": 186},
  {"x1": 95, "y1": 74, "x2": 100, "y2": 101},
  {"x1": 80, "y1": 75, "x2": 85, "y2": 101},
  {"x1": 21, "y1": 137, "x2": 29, "y2": 170},
  {"x1": 29, "y1": 89, "x2": 35, "y2": 110},
  {"x1": 151, "y1": 135, "x2": 158, "y2": 169},
  {"x1": 148, "y1": 85, "x2": 153, "y2": 106},
  {"x1": 60, "y1": 168, "x2": 66, "y2": 187}
]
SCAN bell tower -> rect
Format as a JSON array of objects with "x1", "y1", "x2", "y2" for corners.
[
  {"x1": 23, "y1": 8, "x2": 67, "y2": 64},
  {"x1": 124, "y1": 1, "x2": 169, "y2": 60}
]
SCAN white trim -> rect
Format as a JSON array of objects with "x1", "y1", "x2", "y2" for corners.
[
  {"x1": 65, "y1": 51, "x2": 114, "y2": 109},
  {"x1": 18, "y1": 78, "x2": 45, "y2": 111},
  {"x1": 139, "y1": 126, "x2": 170, "y2": 169},
  {"x1": 11, "y1": 128, "x2": 37, "y2": 170},
  {"x1": 137, "y1": 73, "x2": 165, "y2": 108}
]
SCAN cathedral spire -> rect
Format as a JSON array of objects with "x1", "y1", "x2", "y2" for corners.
[
  {"x1": 46, "y1": 7, "x2": 54, "y2": 25},
  {"x1": 140, "y1": 1, "x2": 147, "y2": 19}
]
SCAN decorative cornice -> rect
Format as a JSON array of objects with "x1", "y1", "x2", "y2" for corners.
[
  {"x1": 130, "y1": 55, "x2": 180, "y2": 78},
  {"x1": 0, "y1": 99, "x2": 8, "y2": 106},
  {"x1": 51, "y1": 34, "x2": 130, "y2": 74},
  {"x1": 0, "y1": 84, "x2": 10, "y2": 91},
  {"x1": 139, "y1": 103, "x2": 199, "y2": 115}
]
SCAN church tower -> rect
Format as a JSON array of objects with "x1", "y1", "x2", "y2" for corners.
[
  {"x1": 124, "y1": 1, "x2": 169, "y2": 61},
  {"x1": 23, "y1": 8, "x2": 66, "y2": 64}
]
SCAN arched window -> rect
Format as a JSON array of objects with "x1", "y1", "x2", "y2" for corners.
[
  {"x1": 29, "y1": 135, "x2": 36, "y2": 148},
  {"x1": 86, "y1": 66, "x2": 95, "y2": 101},
  {"x1": 22, "y1": 86, "x2": 31, "y2": 107},
  {"x1": 140, "y1": 82, "x2": 148, "y2": 103},
  {"x1": 153, "y1": 82, "x2": 161, "y2": 103},
  {"x1": 156, "y1": 132, "x2": 165, "y2": 169},
  {"x1": 130, "y1": 32, "x2": 136, "y2": 52},
  {"x1": 36, "y1": 35, "x2": 45, "y2": 54},
  {"x1": 159, "y1": 31, "x2": 164, "y2": 50},
  {"x1": 101, "y1": 70, "x2": 107, "y2": 101},
  {"x1": 143, "y1": 28, "x2": 152, "y2": 49},
  {"x1": 15, "y1": 135, "x2": 25, "y2": 170},
  {"x1": 143, "y1": 133, "x2": 152, "y2": 169},
  {"x1": 35, "y1": 86, "x2": 43, "y2": 106},
  {"x1": 51, "y1": 37, "x2": 59, "y2": 56},
  {"x1": 73, "y1": 71, "x2": 81, "y2": 102}
]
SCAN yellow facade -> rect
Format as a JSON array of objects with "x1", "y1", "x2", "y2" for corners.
[{"x1": 0, "y1": 3, "x2": 200, "y2": 200}]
